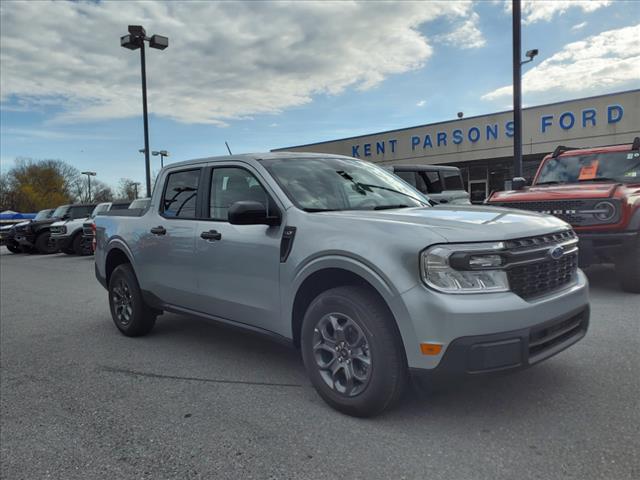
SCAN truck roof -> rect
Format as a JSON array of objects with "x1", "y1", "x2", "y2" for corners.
[
  {"x1": 163, "y1": 152, "x2": 356, "y2": 170},
  {"x1": 548, "y1": 140, "x2": 637, "y2": 160},
  {"x1": 389, "y1": 164, "x2": 461, "y2": 172}
]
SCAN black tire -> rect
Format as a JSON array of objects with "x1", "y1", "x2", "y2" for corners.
[
  {"x1": 108, "y1": 264, "x2": 156, "y2": 336},
  {"x1": 6, "y1": 243, "x2": 21, "y2": 254},
  {"x1": 300, "y1": 285, "x2": 407, "y2": 417},
  {"x1": 71, "y1": 233, "x2": 83, "y2": 255},
  {"x1": 617, "y1": 236, "x2": 640, "y2": 293},
  {"x1": 34, "y1": 231, "x2": 57, "y2": 254}
]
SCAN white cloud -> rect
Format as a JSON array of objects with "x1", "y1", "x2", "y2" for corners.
[
  {"x1": 572, "y1": 21, "x2": 588, "y2": 31},
  {"x1": 482, "y1": 24, "x2": 640, "y2": 102},
  {"x1": 416, "y1": 100, "x2": 427, "y2": 107},
  {"x1": 435, "y1": 12, "x2": 486, "y2": 49},
  {"x1": 0, "y1": 0, "x2": 476, "y2": 126},
  {"x1": 503, "y1": 0, "x2": 611, "y2": 24}
]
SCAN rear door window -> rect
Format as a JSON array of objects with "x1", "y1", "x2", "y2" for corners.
[
  {"x1": 162, "y1": 169, "x2": 200, "y2": 218},
  {"x1": 70, "y1": 206, "x2": 94, "y2": 218},
  {"x1": 443, "y1": 170, "x2": 464, "y2": 190}
]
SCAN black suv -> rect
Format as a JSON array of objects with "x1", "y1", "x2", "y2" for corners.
[
  {"x1": 0, "y1": 209, "x2": 54, "y2": 253},
  {"x1": 15, "y1": 204, "x2": 95, "y2": 254}
]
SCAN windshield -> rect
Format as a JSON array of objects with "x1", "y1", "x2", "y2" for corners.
[
  {"x1": 51, "y1": 205, "x2": 70, "y2": 218},
  {"x1": 536, "y1": 151, "x2": 640, "y2": 185},
  {"x1": 34, "y1": 209, "x2": 53, "y2": 221},
  {"x1": 90, "y1": 203, "x2": 111, "y2": 218},
  {"x1": 261, "y1": 157, "x2": 429, "y2": 211}
]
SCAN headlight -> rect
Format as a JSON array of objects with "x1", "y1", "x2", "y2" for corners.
[
  {"x1": 421, "y1": 242, "x2": 509, "y2": 294},
  {"x1": 592, "y1": 201, "x2": 616, "y2": 222}
]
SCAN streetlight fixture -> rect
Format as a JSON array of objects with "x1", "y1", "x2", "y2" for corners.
[
  {"x1": 120, "y1": 25, "x2": 169, "y2": 198},
  {"x1": 511, "y1": 0, "x2": 538, "y2": 183},
  {"x1": 81, "y1": 171, "x2": 97, "y2": 202},
  {"x1": 152, "y1": 150, "x2": 169, "y2": 168}
]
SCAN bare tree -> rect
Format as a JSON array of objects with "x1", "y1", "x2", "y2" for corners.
[{"x1": 117, "y1": 178, "x2": 140, "y2": 201}]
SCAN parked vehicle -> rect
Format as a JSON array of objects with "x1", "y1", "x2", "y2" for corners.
[
  {"x1": 49, "y1": 203, "x2": 98, "y2": 255},
  {"x1": 487, "y1": 138, "x2": 640, "y2": 293},
  {"x1": 16, "y1": 204, "x2": 94, "y2": 254},
  {"x1": 2, "y1": 209, "x2": 55, "y2": 253},
  {"x1": 385, "y1": 164, "x2": 470, "y2": 205},
  {"x1": 95, "y1": 153, "x2": 589, "y2": 417},
  {"x1": 81, "y1": 201, "x2": 132, "y2": 254}
]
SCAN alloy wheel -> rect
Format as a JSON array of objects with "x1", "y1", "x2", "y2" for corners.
[{"x1": 312, "y1": 313, "x2": 372, "y2": 397}]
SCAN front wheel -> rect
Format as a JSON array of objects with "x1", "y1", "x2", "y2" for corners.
[
  {"x1": 6, "y1": 243, "x2": 21, "y2": 254},
  {"x1": 301, "y1": 286, "x2": 407, "y2": 417},
  {"x1": 34, "y1": 232, "x2": 58, "y2": 254},
  {"x1": 617, "y1": 235, "x2": 640, "y2": 293},
  {"x1": 108, "y1": 264, "x2": 157, "y2": 336}
]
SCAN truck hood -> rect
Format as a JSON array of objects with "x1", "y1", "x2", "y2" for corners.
[
  {"x1": 490, "y1": 182, "x2": 618, "y2": 202},
  {"x1": 320, "y1": 205, "x2": 569, "y2": 243}
]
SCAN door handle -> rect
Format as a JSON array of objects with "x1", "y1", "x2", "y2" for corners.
[
  {"x1": 150, "y1": 226, "x2": 166, "y2": 235},
  {"x1": 200, "y1": 230, "x2": 222, "y2": 241},
  {"x1": 439, "y1": 199, "x2": 449, "y2": 204}
]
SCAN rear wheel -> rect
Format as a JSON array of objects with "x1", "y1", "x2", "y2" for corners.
[
  {"x1": 617, "y1": 235, "x2": 640, "y2": 293},
  {"x1": 300, "y1": 285, "x2": 407, "y2": 417},
  {"x1": 108, "y1": 264, "x2": 157, "y2": 336},
  {"x1": 34, "y1": 232, "x2": 57, "y2": 254}
]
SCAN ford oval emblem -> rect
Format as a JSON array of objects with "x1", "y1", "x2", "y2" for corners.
[{"x1": 549, "y1": 246, "x2": 564, "y2": 260}]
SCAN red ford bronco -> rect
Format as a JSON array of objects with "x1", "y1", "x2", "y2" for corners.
[{"x1": 487, "y1": 137, "x2": 640, "y2": 293}]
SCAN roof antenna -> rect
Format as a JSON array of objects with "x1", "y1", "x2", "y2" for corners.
[{"x1": 225, "y1": 141, "x2": 233, "y2": 155}]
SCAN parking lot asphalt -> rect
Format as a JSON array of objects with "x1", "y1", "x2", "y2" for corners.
[{"x1": 1, "y1": 247, "x2": 639, "y2": 480}]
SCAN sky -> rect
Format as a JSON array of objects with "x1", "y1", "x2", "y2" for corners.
[{"x1": 1, "y1": 0, "x2": 639, "y2": 188}]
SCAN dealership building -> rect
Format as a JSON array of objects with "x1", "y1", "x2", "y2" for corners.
[{"x1": 274, "y1": 89, "x2": 640, "y2": 202}]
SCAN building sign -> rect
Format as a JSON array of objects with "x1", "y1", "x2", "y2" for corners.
[{"x1": 276, "y1": 90, "x2": 640, "y2": 165}]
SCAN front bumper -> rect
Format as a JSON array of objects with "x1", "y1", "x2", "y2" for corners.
[
  {"x1": 412, "y1": 306, "x2": 588, "y2": 377},
  {"x1": 15, "y1": 234, "x2": 36, "y2": 248},
  {"x1": 398, "y1": 269, "x2": 590, "y2": 371},
  {"x1": 50, "y1": 235, "x2": 72, "y2": 251},
  {"x1": 577, "y1": 230, "x2": 639, "y2": 265}
]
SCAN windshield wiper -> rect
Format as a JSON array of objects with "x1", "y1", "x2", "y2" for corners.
[
  {"x1": 334, "y1": 171, "x2": 429, "y2": 206},
  {"x1": 373, "y1": 204, "x2": 411, "y2": 210},
  {"x1": 535, "y1": 181, "x2": 561, "y2": 185},
  {"x1": 303, "y1": 208, "x2": 340, "y2": 212}
]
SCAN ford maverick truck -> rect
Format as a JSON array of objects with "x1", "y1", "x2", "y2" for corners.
[
  {"x1": 487, "y1": 138, "x2": 640, "y2": 292},
  {"x1": 95, "y1": 153, "x2": 589, "y2": 416}
]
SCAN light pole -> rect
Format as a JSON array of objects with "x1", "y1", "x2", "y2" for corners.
[
  {"x1": 81, "y1": 171, "x2": 96, "y2": 202},
  {"x1": 121, "y1": 25, "x2": 168, "y2": 198},
  {"x1": 132, "y1": 182, "x2": 141, "y2": 200},
  {"x1": 512, "y1": 0, "x2": 538, "y2": 182},
  {"x1": 152, "y1": 150, "x2": 169, "y2": 168}
]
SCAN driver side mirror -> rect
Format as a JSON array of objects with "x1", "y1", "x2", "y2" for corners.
[
  {"x1": 228, "y1": 201, "x2": 281, "y2": 226},
  {"x1": 62, "y1": 213, "x2": 71, "y2": 220},
  {"x1": 512, "y1": 177, "x2": 528, "y2": 191}
]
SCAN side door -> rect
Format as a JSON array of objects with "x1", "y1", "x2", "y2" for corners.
[
  {"x1": 440, "y1": 169, "x2": 471, "y2": 204},
  {"x1": 193, "y1": 164, "x2": 283, "y2": 333},
  {"x1": 417, "y1": 170, "x2": 446, "y2": 203},
  {"x1": 137, "y1": 168, "x2": 202, "y2": 307}
]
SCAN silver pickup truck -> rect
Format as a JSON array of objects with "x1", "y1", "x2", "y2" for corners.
[{"x1": 95, "y1": 152, "x2": 589, "y2": 417}]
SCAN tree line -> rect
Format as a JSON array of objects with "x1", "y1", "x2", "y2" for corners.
[{"x1": 0, "y1": 158, "x2": 143, "y2": 212}]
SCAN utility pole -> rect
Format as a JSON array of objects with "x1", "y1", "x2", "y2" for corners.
[{"x1": 512, "y1": 0, "x2": 523, "y2": 178}]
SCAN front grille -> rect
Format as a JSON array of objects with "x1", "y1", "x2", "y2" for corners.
[
  {"x1": 504, "y1": 230, "x2": 578, "y2": 300},
  {"x1": 529, "y1": 310, "x2": 587, "y2": 362},
  {"x1": 494, "y1": 200, "x2": 586, "y2": 225},
  {"x1": 50, "y1": 225, "x2": 65, "y2": 235},
  {"x1": 508, "y1": 252, "x2": 578, "y2": 299},
  {"x1": 14, "y1": 225, "x2": 28, "y2": 234}
]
